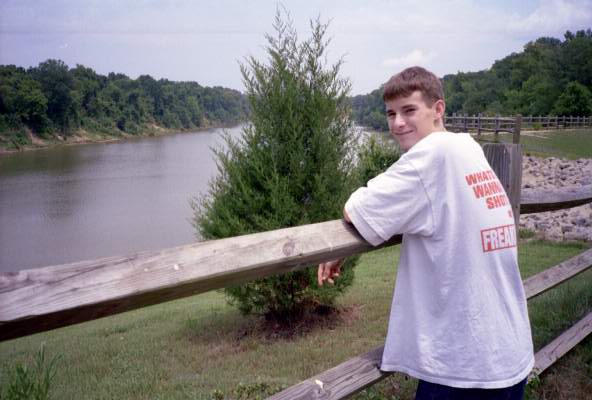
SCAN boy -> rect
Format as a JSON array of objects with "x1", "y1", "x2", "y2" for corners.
[{"x1": 318, "y1": 66, "x2": 534, "y2": 399}]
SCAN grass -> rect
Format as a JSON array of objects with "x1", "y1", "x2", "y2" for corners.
[
  {"x1": 476, "y1": 128, "x2": 592, "y2": 159},
  {"x1": 520, "y1": 241, "x2": 592, "y2": 400},
  {"x1": 1, "y1": 240, "x2": 590, "y2": 399},
  {"x1": 2, "y1": 346, "x2": 59, "y2": 400}
]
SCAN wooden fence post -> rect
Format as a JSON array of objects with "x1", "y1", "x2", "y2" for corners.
[
  {"x1": 477, "y1": 113, "x2": 482, "y2": 138},
  {"x1": 513, "y1": 115, "x2": 522, "y2": 144},
  {"x1": 483, "y1": 144, "x2": 522, "y2": 227},
  {"x1": 495, "y1": 115, "x2": 500, "y2": 139}
]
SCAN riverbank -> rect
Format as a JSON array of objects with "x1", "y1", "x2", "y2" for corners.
[{"x1": 0, "y1": 121, "x2": 245, "y2": 155}]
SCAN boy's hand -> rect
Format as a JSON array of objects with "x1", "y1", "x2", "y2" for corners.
[{"x1": 318, "y1": 259, "x2": 344, "y2": 286}]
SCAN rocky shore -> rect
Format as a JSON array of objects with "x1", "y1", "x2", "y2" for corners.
[{"x1": 520, "y1": 156, "x2": 592, "y2": 242}]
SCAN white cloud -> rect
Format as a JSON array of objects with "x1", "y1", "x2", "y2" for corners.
[
  {"x1": 506, "y1": 0, "x2": 592, "y2": 34},
  {"x1": 381, "y1": 49, "x2": 436, "y2": 68},
  {"x1": 2, "y1": 0, "x2": 592, "y2": 95},
  {"x1": 333, "y1": 0, "x2": 591, "y2": 37}
]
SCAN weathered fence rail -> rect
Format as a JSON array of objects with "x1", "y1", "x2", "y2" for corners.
[
  {"x1": 521, "y1": 184, "x2": 592, "y2": 214},
  {"x1": 2, "y1": 185, "x2": 591, "y2": 343},
  {"x1": 0, "y1": 221, "x2": 400, "y2": 342}
]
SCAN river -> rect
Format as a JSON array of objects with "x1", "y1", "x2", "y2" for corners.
[{"x1": 0, "y1": 125, "x2": 244, "y2": 272}]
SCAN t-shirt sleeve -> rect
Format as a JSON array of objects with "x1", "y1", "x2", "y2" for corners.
[{"x1": 344, "y1": 156, "x2": 434, "y2": 246}]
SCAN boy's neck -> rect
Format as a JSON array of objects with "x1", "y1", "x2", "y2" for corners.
[{"x1": 433, "y1": 120, "x2": 446, "y2": 132}]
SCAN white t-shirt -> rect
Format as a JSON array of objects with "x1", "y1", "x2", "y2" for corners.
[{"x1": 345, "y1": 131, "x2": 534, "y2": 389}]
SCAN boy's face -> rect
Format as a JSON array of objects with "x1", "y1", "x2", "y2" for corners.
[{"x1": 385, "y1": 91, "x2": 444, "y2": 151}]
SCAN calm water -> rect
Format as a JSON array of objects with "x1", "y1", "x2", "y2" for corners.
[{"x1": 0, "y1": 125, "x2": 243, "y2": 272}]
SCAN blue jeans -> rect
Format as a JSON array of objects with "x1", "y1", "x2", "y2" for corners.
[{"x1": 415, "y1": 378, "x2": 527, "y2": 400}]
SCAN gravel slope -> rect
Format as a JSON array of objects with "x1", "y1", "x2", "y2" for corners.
[{"x1": 519, "y1": 156, "x2": 592, "y2": 242}]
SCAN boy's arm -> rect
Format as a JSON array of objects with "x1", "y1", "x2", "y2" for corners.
[{"x1": 317, "y1": 208, "x2": 350, "y2": 286}]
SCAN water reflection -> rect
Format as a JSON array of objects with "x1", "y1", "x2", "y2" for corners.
[{"x1": 0, "y1": 125, "x2": 243, "y2": 272}]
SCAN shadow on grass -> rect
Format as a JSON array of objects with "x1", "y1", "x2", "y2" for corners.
[{"x1": 181, "y1": 303, "x2": 363, "y2": 345}]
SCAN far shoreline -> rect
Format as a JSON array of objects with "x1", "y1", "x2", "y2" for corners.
[{"x1": 0, "y1": 121, "x2": 246, "y2": 156}]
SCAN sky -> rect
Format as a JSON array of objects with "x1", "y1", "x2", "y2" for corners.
[{"x1": 1, "y1": 0, "x2": 591, "y2": 95}]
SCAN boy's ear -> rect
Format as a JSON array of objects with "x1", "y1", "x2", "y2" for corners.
[{"x1": 434, "y1": 99, "x2": 446, "y2": 119}]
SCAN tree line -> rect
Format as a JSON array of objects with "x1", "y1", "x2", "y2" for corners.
[
  {"x1": 353, "y1": 29, "x2": 592, "y2": 132},
  {"x1": 0, "y1": 59, "x2": 249, "y2": 146}
]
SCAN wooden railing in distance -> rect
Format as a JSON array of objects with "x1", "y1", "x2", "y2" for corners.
[
  {"x1": 444, "y1": 114, "x2": 592, "y2": 134},
  {"x1": 1, "y1": 185, "x2": 591, "y2": 343},
  {"x1": 267, "y1": 248, "x2": 592, "y2": 400}
]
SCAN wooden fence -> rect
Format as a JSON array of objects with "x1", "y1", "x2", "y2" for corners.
[
  {"x1": 1, "y1": 144, "x2": 591, "y2": 399},
  {"x1": 445, "y1": 114, "x2": 592, "y2": 142}
]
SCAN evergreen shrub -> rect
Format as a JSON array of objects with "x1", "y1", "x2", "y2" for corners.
[
  {"x1": 354, "y1": 134, "x2": 400, "y2": 187},
  {"x1": 192, "y1": 11, "x2": 358, "y2": 322}
]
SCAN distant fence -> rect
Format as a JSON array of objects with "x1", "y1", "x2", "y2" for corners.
[
  {"x1": 1, "y1": 144, "x2": 591, "y2": 399},
  {"x1": 445, "y1": 114, "x2": 592, "y2": 143}
]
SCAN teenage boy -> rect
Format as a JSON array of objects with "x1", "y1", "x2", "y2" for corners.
[{"x1": 318, "y1": 66, "x2": 534, "y2": 399}]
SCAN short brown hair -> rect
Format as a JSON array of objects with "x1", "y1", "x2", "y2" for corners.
[{"x1": 383, "y1": 66, "x2": 444, "y2": 105}]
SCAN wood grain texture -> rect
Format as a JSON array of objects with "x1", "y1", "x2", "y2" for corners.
[
  {"x1": 520, "y1": 184, "x2": 592, "y2": 214},
  {"x1": 523, "y1": 248, "x2": 592, "y2": 299},
  {"x1": 0, "y1": 220, "x2": 401, "y2": 342},
  {"x1": 483, "y1": 143, "x2": 523, "y2": 226},
  {"x1": 513, "y1": 115, "x2": 522, "y2": 144},
  {"x1": 267, "y1": 347, "x2": 388, "y2": 400},
  {"x1": 9, "y1": 182, "x2": 588, "y2": 344},
  {"x1": 532, "y1": 311, "x2": 592, "y2": 376}
]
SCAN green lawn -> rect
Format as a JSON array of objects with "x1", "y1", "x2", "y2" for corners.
[
  {"x1": 477, "y1": 128, "x2": 592, "y2": 159},
  {"x1": 1, "y1": 240, "x2": 590, "y2": 399}
]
